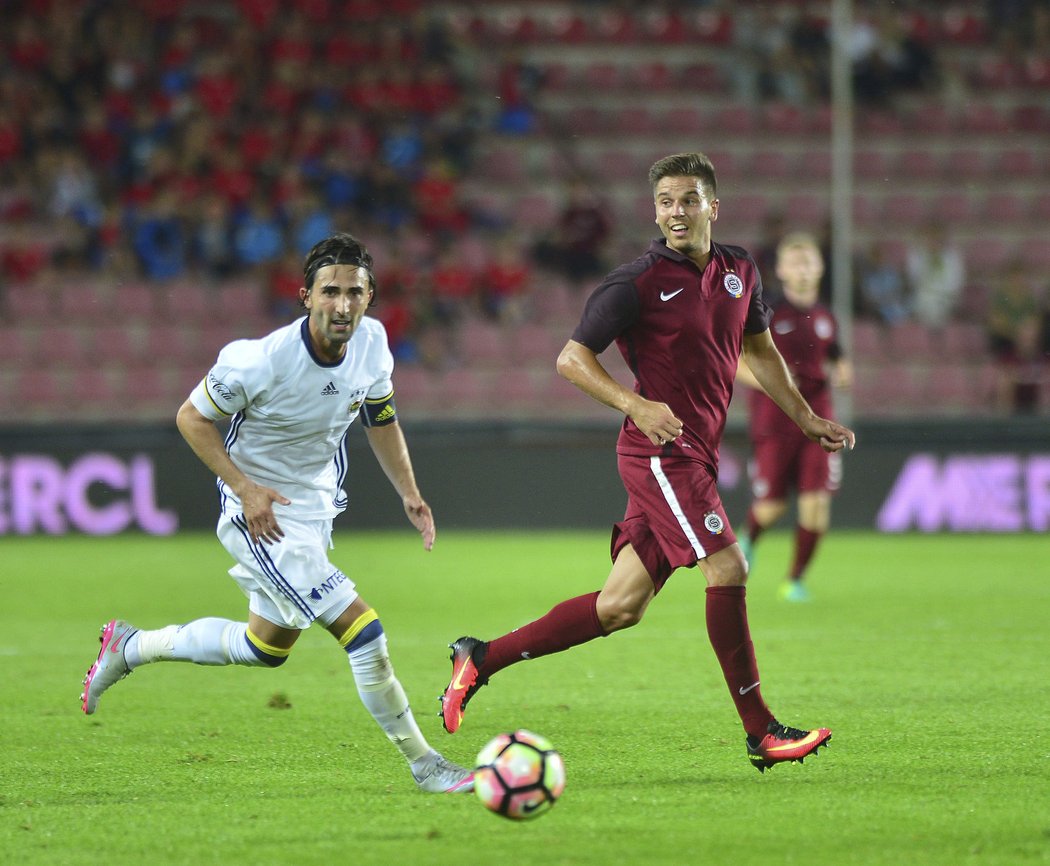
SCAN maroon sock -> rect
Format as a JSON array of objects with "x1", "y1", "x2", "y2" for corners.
[
  {"x1": 480, "y1": 591, "x2": 605, "y2": 678},
  {"x1": 790, "y1": 527, "x2": 822, "y2": 580},
  {"x1": 747, "y1": 508, "x2": 766, "y2": 544},
  {"x1": 706, "y1": 586, "x2": 774, "y2": 738}
]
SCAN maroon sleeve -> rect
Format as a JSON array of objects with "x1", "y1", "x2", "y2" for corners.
[
  {"x1": 570, "y1": 278, "x2": 640, "y2": 353},
  {"x1": 743, "y1": 258, "x2": 773, "y2": 335}
]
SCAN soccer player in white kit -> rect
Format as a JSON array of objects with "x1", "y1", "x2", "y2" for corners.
[{"x1": 80, "y1": 232, "x2": 473, "y2": 794}]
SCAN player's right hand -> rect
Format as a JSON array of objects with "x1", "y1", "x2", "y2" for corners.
[
  {"x1": 629, "y1": 397, "x2": 684, "y2": 447},
  {"x1": 241, "y1": 483, "x2": 291, "y2": 545}
]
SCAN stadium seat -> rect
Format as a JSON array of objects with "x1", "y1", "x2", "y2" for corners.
[
  {"x1": 662, "y1": 105, "x2": 707, "y2": 135},
  {"x1": 852, "y1": 193, "x2": 881, "y2": 227},
  {"x1": 897, "y1": 149, "x2": 942, "y2": 179},
  {"x1": 584, "y1": 62, "x2": 621, "y2": 91},
  {"x1": 117, "y1": 283, "x2": 158, "y2": 322},
  {"x1": 162, "y1": 281, "x2": 210, "y2": 323},
  {"x1": 797, "y1": 149, "x2": 831, "y2": 181},
  {"x1": 880, "y1": 193, "x2": 928, "y2": 226},
  {"x1": 475, "y1": 148, "x2": 528, "y2": 184},
  {"x1": 929, "y1": 191, "x2": 975, "y2": 225},
  {"x1": 750, "y1": 149, "x2": 795, "y2": 180},
  {"x1": 850, "y1": 320, "x2": 888, "y2": 358},
  {"x1": 515, "y1": 193, "x2": 558, "y2": 232},
  {"x1": 981, "y1": 192, "x2": 1028, "y2": 223},
  {"x1": 853, "y1": 148, "x2": 895, "y2": 180},
  {"x1": 509, "y1": 322, "x2": 565, "y2": 366},
  {"x1": 460, "y1": 318, "x2": 508, "y2": 364},
  {"x1": 887, "y1": 321, "x2": 935, "y2": 359},
  {"x1": 0, "y1": 325, "x2": 32, "y2": 366},
  {"x1": 597, "y1": 148, "x2": 641, "y2": 179},
  {"x1": 942, "y1": 148, "x2": 988, "y2": 180},
  {"x1": 631, "y1": 61, "x2": 673, "y2": 91},
  {"x1": 4, "y1": 288, "x2": 50, "y2": 320},
  {"x1": 993, "y1": 148, "x2": 1039, "y2": 178},
  {"x1": 14, "y1": 368, "x2": 65, "y2": 409},
  {"x1": 614, "y1": 106, "x2": 660, "y2": 135},
  {"x1": 762, "y1": 103, "x2": 808, "y2": 135},
  {"x1": 1019, "y1": 237, "x2": 1050, "y2": 270},
  {"x1": 710, "y1": 103, "x2": 758, "y2": 136},
  {"x1": 89, "y1": 324, "x2": 143, "y2": 365},
  {"x1": 960, "y1": 103, "x2": 1010, "y2": 134},
  {"x1": 68, "y1": 367, "x2": 118, "y2": 411}
]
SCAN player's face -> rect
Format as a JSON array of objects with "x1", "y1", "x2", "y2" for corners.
[
  {"x1": 301, "y1": 263, "x2": 374, "y2": 360},
  {"x1": 776, "y1": 245, "x2": 824, "y2": 306},
  {"x1": 654, "y1": 176, "x2": 718, "y2": 259}
]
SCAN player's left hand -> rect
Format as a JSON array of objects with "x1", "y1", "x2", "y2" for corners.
[
  {"x1": 810, "y1": 418, "x2": 856, "y2": 453},
  {"x1": 404, "y1": 495, "x2": 436, "y2": 551}
]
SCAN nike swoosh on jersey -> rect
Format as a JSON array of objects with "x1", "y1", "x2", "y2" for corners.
[{"x1": 660, "y1": 288, "x2": 685, "y2": 301}]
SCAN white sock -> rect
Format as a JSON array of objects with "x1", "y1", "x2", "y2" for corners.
[
  {"x1": 127, "y1": 618, "x2": 270, "y2": 667},
  {"x1": 347, "y1": 632, "x2": 430, "y2": 764}
]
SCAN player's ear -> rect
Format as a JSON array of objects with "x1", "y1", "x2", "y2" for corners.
[
  {"x1": 299, "y1": 285, "x2": 310, "y2": 307},
  {"x1": 710, "y1": 199, "x2": 719, "y2": 222}
]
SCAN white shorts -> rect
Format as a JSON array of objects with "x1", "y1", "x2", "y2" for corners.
[{"x1": 217, "y1": 512, "x2": 358, "y2": 630}]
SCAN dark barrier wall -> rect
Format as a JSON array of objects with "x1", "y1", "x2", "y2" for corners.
[{"x1": 0, "y1": 419, "x2": 1048, "y2": 535}]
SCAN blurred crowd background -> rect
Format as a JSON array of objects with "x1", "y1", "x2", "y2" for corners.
[{"x1": 1, "y1": 0, "x2": 1048, "y2": 424}]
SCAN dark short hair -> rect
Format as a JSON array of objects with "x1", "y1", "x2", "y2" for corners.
[
  {"x1": 648, "y1": 152, "x2": 718, "y2": 199},
  {"x1": 302, "y1": 232, "x2": 376, "y2": 306}
]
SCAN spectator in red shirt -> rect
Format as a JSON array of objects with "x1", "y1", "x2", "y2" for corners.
[{"x1": 480, "y1": 234, "x2": 532, "y2": 324}]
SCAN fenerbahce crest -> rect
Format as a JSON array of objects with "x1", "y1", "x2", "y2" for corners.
[{"x1": 723, "y1": 273, "x2": 744, "y2": 298}]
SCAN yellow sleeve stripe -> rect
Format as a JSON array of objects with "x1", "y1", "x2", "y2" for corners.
[
  {"x1": 246, "y1": 627, "x2": 293, "y2": 658},
  {"x1": 203, "y1": 381, "x2": 233, "y2": 416},
  {"x1": 365, "y1": 389, "x2": 394, "y2": 404},
  {"x1": 336, "y1": 609, "x2": 379, "y2": 647}
]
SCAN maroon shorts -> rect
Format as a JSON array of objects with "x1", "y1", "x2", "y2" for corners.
[
  {"x1": 610, "y1": 453, "x2": 737, "y2": 593},
  {"x1": 749, "y1": 434, "x2": 841, "y2": 501}
]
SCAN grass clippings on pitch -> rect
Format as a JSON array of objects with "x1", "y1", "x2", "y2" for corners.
[{"x1": 2, "y1": 530, "x2": 1049, "y2": 866}]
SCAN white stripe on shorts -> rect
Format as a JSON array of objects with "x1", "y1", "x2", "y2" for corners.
[{"x1": 649, "y1": 456, "x2": 707, "y2": 560}]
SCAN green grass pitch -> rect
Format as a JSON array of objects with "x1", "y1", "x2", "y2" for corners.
[{"x1": 3, "y1": 529, "x2": 1049, "y2": 866}]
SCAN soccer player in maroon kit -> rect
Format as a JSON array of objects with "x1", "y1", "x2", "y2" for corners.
[
  {"x1": 441, "y1": 153, "x2": 855, "y2": 771},
  {"x1": 738, "y1": 233, "x2": 854, "y2": 602}
]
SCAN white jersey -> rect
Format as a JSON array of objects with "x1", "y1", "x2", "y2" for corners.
[{"x1": 189, "y1": 315, "x2": 394, "y2": 520}]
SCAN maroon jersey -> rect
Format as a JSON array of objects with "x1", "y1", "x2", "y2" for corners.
[
  {"x1": 572, "y1": 239, "x2": 771, "y2": 471},
  {"x1": 748, "y1": 298, "x2": 842, "y2": 438}
]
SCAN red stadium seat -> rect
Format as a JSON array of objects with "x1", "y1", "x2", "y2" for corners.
[
  {"x1": 960, "y1": 103, "x2": 1010, "y2": 133},
  {"x1": 942, "y1": 148, "x2": 988, "y2": 179},
  {"x1": 993, "y1": 148, "x2": 1040, "y2": 178},
  {"x1": 460, "y1": 318, "x2": 507, "y2": 364},
  {"x1": 853, "y1": 148, "x2": 895, "y2": 180},
  {"x1": 763, "y1": 103, "x2": 808, "y2": 135},
  {"x1": 798, "y1": 149, "x2": 831, "y2": 181},
  {"x1": 981, "y1": 192, "x2": 1028, "y2": 223},
  {"x1": 880, "y1": 193, "x2": 928, "y2": 226},
  {"x1": 597, "y1": 148, "x2": 641, "y2": 179},
  {"x1": 897, "y1": 149, "x2": 942, "y2": 179},
  {"x1": 749, "y1": 150, "x2": 796, "y2": 180}
]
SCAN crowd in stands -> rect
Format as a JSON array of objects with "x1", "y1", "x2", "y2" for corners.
[{"x1": 1, "y1": 0, "x2": 1049, "y2": 417}]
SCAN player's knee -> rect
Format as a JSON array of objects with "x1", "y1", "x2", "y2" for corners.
[
  {"x1": 596, "y1": 599, "x2": 646, "y2": 633},
  {"x1": 242, "y1": 627, "x2": 293, "y2": 667}
]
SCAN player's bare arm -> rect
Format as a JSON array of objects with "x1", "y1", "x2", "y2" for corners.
[
  {"x1": 364, "y1": 422, "x2": 435, "y2": 551},
  {"x1": 741, "y1": 331, "x2": 856, "y2": 453},
  {"x1": 175, "y1": 399, "x2": 291, "y2": 544},
  {"x1": 557, "y1": 339, "x2": 683, "y2": 445}
]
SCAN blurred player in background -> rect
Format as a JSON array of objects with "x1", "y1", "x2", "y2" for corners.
[
  {"x1": 737, "y1": 232, "x2": 853, "y2": 602},
  {"x1": 81, "y1": 232, "x2": 473, "y2": 795},
  {"x1": 441, "y1": 153, "x2": 855, "y2": 772}
]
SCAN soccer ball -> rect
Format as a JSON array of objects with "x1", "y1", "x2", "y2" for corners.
[{"x1": 473, "y1": 729, "x2": 566, "y2": 820}]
